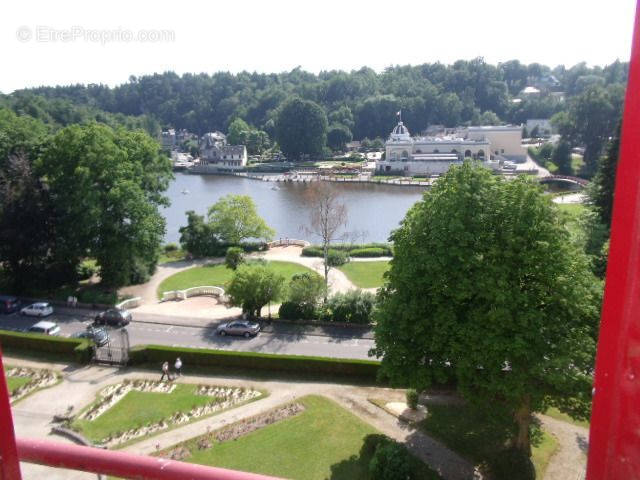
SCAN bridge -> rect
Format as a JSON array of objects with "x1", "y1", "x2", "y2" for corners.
[{"x1": 538, "y1": 175, "x2": 590, "y2": 187}]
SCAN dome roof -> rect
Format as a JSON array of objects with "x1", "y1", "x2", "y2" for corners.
[{"x1": 392, "y1": 122, "x2": 410, "y2": 136}]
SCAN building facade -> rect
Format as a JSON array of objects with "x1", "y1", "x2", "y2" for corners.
[{"x1": 197, "y1": 132, "x2": 247, "y2": 171}]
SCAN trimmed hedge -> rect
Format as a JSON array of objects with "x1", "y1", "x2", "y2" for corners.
[
  {"x1": 129, "y1": 345, "x2": 380, "y2": 380},
  {"x1": 302, "y1": 243, "x2": 392, "y2": 258},
  {"x1": 0, "y1": 330, "x2": 92, "y2": 363}
]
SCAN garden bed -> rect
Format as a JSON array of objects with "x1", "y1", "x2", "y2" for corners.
[{"x1": 5, "y1": 366, "x2": 60, "y2": 404}]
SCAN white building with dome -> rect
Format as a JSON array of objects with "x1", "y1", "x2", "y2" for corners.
[{"x1": 377, "y1": 120, "x2": 525, "y2": 176}]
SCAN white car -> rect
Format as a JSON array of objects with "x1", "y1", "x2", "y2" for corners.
[
  {"x1": 28, "y1": 321, "x2": 61, "y2": 336},
  {"x1": 20, "y1": 302, "x2": 54, "y2": 317}
]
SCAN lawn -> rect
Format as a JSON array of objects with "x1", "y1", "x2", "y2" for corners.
[
  {"x1": 418, "y1": 403, "x2": 558, "y2": 479},
  {"x1": 338, "y1": 261, "x2": 390, "y2": 289},
  {"x1": 6, "y1": 375, "x2": 31, "y2": 393},
  {"x1": 544, "y1": 407, "x2": 590, "y2": 429},
  {"x1": 157, "y1": 260, "x2": 319, "y2": 298},
  {"x1": 73, "y1": 384, "x2": 219, "y2": 443},
  {"x1": 183, "y1": 395, "x2": 440, "y2": 480}
]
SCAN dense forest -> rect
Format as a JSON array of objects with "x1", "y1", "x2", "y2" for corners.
[{"x1": 2, "y1": 58, "x2": 627, "y2": 140}]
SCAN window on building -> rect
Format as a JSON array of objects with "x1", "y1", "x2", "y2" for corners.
[{"x1": 465, "y1": 149, "x2": 472, "y2": 158}]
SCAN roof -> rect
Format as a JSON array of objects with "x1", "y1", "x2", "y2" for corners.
[{"x1": 30, "y1": 320, "x2": 57, "y2": 329}]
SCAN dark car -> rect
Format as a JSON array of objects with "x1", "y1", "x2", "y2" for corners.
[
  {"x1": 0, "y1": 295, "x2": 20, "y2": 314},
  {"x1": 72, "y1": 326, "x2": 110, "y2": 346},
  {"x1": 94, "y1": 308, "x2": 132, "y2": 327},
  {"x1": 216, "y1": 320, "x2": 260, "y2": 338}
]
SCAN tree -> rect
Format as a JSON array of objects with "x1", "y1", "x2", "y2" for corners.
[
  {"x1": 36, "y1": 123, "x2": 172, "y2": 287},
  {"x1": 372, "y1": 163, "x2": 600, "y2": 459},
  {"x1": 207, "y1": 194, "x2": 274, "y2": 244},
  {"x1": 589, "y1": 124, "x2": 621, "y2": 228},
  {"x1": 226, "y1": 264, "x2": 285, "y2": 317},
  {"x1": 303, "y1": 183, "x2": 348, "y2": 296},
  {"x1": 179, "y1": 211, "x2": 219, "y2": 257},
  {"x1": 225, "y1": 246, "x2": 245, "y2": 270},
  {"x1": 287, "y1": 272, "x2": 326, "y2": 307},
  {"x1": 530, "y1": 125, "x2": 540, "y2": 138},
  {"x1": 227, "y1": 118, "x2": 250, "y2": 145},
  {"x1": 551, "y1": 140, "x2": 572, "y2": 175},
  {"x1": 327, "y1": 124, "x2": 353, "y2": 151},
  {"x1": 275, "y1": 98, "x2": 328, "y2": 160}
]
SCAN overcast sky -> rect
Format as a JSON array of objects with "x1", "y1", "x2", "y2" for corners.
[{"x1": 1, "y1": 0, "x2": 636, "y2": 94}]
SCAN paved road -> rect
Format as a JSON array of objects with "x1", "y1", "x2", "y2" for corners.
[{"x1": 0, "y1": 309, "x2": 375, "y2": 360}]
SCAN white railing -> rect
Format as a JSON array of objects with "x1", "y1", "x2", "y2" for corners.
[
  {"x1": 161, "y1": 286, "x2": 225, "y2": 302},
  {"x1": 115, "y1": 297, "x2": 142, "y2": 310},
  {"x1": 267, "y1": 239, "x2": 310, "y2": 248}
]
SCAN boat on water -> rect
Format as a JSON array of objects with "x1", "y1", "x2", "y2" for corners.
[
  {"x1": 270, "y1": 185, "x2": 280, "y2": 191},
  {"x1": 181, "y1": 189, "x2": 190, "y2": 195}
]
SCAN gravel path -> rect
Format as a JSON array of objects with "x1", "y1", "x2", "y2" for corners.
[{"x1": 539, "y1": 414, "x2": 588, "y2": 480}]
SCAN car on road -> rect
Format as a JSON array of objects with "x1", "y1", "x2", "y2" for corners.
[
  {"x1": 72, "y1": 326, "x2": 110, "y2": 346},
  {"x1": 0, "y1": 295, "x2": 20, "y2": 314},
  {"x1": 28, "y1": 321, "x2": 61, "y2": 336},
  {"x1": 20, "y1": 302, "x2": 54, "y2": 317},
  {"x1": 93, "y1": 308, "x2": 132, "y2": 327},
  {"x1": 216, "y1": 320, "x2": 260, "y2": 338}
]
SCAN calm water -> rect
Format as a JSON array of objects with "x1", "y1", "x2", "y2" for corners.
[{"x1": 162, "y1": 173, "x2": 427, "y2": 244}]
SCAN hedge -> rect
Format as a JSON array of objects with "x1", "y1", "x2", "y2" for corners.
[
  {"x1": 0, "y1": 330, "x2": 92, "y2": 363},
  {"x1": 302, "y1": 243, "x2": 393, "y2": 258},
  {"x1": 129, "y1": 345, "x2": 380, "y2": 380}
]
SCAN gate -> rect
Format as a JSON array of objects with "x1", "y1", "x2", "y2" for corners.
[{"x1": 93, "y1": 328, "x2": 130, "y2": 366}]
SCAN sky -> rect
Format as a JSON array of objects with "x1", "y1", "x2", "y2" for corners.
[{"x1": 1, "y1": 0, "x2": 636, "y2": 94}]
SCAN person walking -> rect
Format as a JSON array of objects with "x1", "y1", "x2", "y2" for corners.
[
  {"x1": 174, "y1": 357, "x2": 182, "y2": 377},
  {"x1": 160, "y1": 361, "x2": 170, "y2": 381}
]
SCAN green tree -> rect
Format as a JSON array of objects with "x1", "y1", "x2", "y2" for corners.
[
  {"x1": 275, "y1": 98, "x2": 328, "y2": 160},
  {"x1": 589, "y1": 124, "x2": 620, "y2": 228},
  {"x1": 226, "y1": 264, "x2": 285, "y2": 317},
  {"x1": 207, "y1": 194, "x2": 274, "y2": 244},
  {"x1": 551, "y1": 140, "x2": 572, "y2": 175},
  {"x1": 227, "y1": 118, "x2": 250, "y2": 145},
  {"x1": 372, "y1": 163, "x2": 600, "y2": 459},
  {"x1": 36, "y1": 123, "x2": 172, "y2": 286},
  {"x1": 179, "y1": 211, "x2": 219, "y2": 257},
  {"x1": 225, "y1": 246, "x2": 245, "y2": 270},
  {"x1": 287, "y1": 272, "x2": 326, "y2": 307},
  {"x1": 327, "y1": 124, "x2": 353, "y2": 151}
]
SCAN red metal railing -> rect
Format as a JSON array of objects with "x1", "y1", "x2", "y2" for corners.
[{"x1": 586, "y1": 1, "x2": 640, "y2": 478}]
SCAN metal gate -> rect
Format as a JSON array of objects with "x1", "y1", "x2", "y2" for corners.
[{"x1": 93, "y1": 328, "x2": 130, "y2": 366}]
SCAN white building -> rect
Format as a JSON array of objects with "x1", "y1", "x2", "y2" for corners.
[
  {"x1": 196, "y1": 132, "x2": 247, "y2": 171},
  {"x1": 463, "y1": 125, "x2": 527, "y2": 161}
]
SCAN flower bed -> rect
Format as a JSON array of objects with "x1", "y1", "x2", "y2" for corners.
[{"x1": 7, "y1": 366, "x2": 59, "y2": 404}]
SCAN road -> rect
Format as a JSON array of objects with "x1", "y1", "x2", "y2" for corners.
[{"x1": 0, "y1": 308, "x2": 375, "y2": 360}]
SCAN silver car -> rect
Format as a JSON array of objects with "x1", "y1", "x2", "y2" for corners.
[{"x1": 216, "y1": 320, "x2": 260, "y2": 338}]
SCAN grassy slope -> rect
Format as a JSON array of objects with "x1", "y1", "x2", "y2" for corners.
[
  {"x1": 157, "y1": 260, "x2": 318, "y2": 298},
  {"x1": 73, "y1": 384, "x2": 215, "y2": 443},
  {"x1": 187, "y1": 395, "x2": 439, "y2": 480},
  {"x1": 6, "y1": 375, "x2": 31, "y2": 393},
  {"x1": 419, "y1": 403, "x2": 558, "y2": 479},
  {"x1": 544, "y1": 407, "x2": 590, "y2": 429},
  {"x1": 338, "y1": 261, "x2": 390, "y2": 289}
]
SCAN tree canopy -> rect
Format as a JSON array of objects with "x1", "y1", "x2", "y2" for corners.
[
  {"x1": 275, "y1": 98, "x2": 328, "y2": 159},
  {"x1": 372, "y1": 163, "x2": 600, "y2": 458},
  {"x1": 207, "y1": 194, "x2": 275, "y2": 244},
  {"x1": 226, "y1": 263, "x2": 285, "y2": 317}
]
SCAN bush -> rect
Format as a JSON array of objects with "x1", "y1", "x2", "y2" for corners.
[
  {"x1": 76, "y1": 260, "x2": 98, "y2": 281},
  {"x1": 301, "y1": 246, "x2": 324, "y2": 257},
  {"x1": 406, "y1": 389, "x2": 419, "y2": 409},
  {"x1": 278, "y1": 301, "x2": 317, "y2": 320},
  {"x1": 129, "y1": 345, "x2": 380, "y2": 379},
  {"x1": 163, "y1": 243, "x2": 179, "y2": 253},
  {"x1": 302, "y1": 244, "x2": 393, "y2": 257},
  {"x1": 327, "y1": 250, "x2": 349, "y2": 267},
  {"x1": 323, "y1": 290, "x2": 376, "y2": 324},
  {"x1": 487, "y1": 447, "x2": 535, "y2": 480},
  {"x1": 225, "y1": 247, "x2": 245, "y2": 270},
  {"x1": 0, "y1": 330, "x2": 91, "y2": 363},
  {"x1": 369, "y1": 440, "x2": 414, "y2": 480},
  {"x1": 349, "y1": 247, "x2": 387, "y2": 257},
  {"x1": 287, "y1": 272, "x2": 326, "y2": 306}
]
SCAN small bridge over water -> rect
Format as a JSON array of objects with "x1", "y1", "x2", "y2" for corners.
[{"x1": 538, "y1": 175, "x2": 589, "y2": 187}]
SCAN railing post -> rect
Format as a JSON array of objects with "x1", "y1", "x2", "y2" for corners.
[{"x1": 0, "y1": 344, "x2": 22, "y2": 480}]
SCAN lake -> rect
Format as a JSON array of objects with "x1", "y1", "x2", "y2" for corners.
[{"x1": 162, "y1": 173, "x2": 427, "y2": 244}]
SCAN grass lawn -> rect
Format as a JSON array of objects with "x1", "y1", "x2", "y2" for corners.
[
  {"x1": 159, "y1": 248, "x2": 187, "y2": 264},
  {"x1": 73, "y1": 384, "x2": 219, "y2": 443},
  {"x1": 338, "y1": 261, "x2": 390, "y2": 289},
  {"x1": 184, "y1": 395, "x2": 440, "y2": 480},
  {"x1": 157, "y1": 260, "x2": 319, "y2": 298},
  {"x1": 6, "y1": 375, "x2": 31, "y2": 393},
  {"x1": 544, "y1": 407, "x2": 590, "y2": 429},
  {"x1": 419, "y1": 403, "x2": 558, "y2": 479}
]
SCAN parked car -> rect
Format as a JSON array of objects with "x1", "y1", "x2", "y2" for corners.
[
  {"x1": 20, "y1": 302, "x2": 54, "y2": 317},
  {"x1": 94, "y1": 308, "x2": 131, "y2": 327},
  {"x1": 216, "y1": 320, "x2": 260, "y2": 338},
  {"x1": 72, "y1": 326, "x2": 110, "y2": 346},
  {"x1": 0, "y1": 295, "x2": 20, "y2": 314},
  {"x1": 28, "y1": 321, "x2": 61, "y2": 336}
]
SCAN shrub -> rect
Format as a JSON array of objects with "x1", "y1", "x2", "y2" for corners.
[
  {"x1": 301, "y1": 246, "x2": 324, "y2": 257},
  {"x1": 76, "y1": 260, "x2": 98, "y2": 281},
  {"x1": 369, "y1": 440, "x2": 414, "y2": 480},
  {"x1": 129, "y1": 345, "x2": 380, "y2": 379},
  {"x1": 225, "y1": 247, "x2": 245, "y2": 270},
  {"x1": 0, "y1": 330, "x2": 91, "y2": 363},
  {"x1": 487, "y1": 447, "x2": 535, "y2": 480},
  {"x1": 327, "y1": 250, "x2": 348, "y2": 267},
  {"x1": 323, "y1": 290, "x2": 376, "y2": 324},
  {"x1": 163, "y1": 243, "x2": 179, "y2": 253},
  {"x1": 302, "y1": 244, "x2": 393, "y2": 257},
  {"x1": 349, "y1": 247, "x2": 387, "y2": 257},
  {"x1": 278, "y1": 301, "x2": 317, "y2": 320},
  {"x1": 406, "y1": 389, "x2": 419, "y2": 409},
  {"x1": 287, "y1": 272, "x2": 326, "y2": 306}
]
